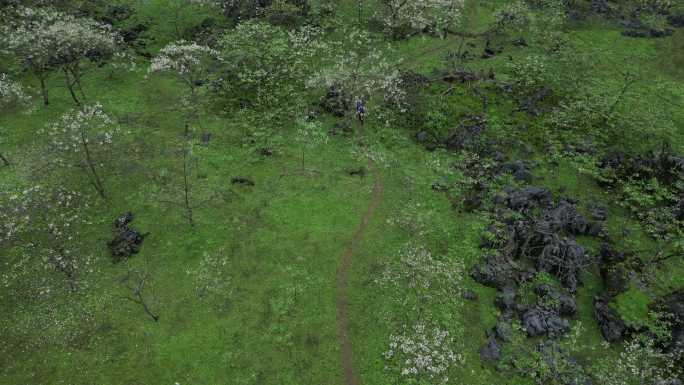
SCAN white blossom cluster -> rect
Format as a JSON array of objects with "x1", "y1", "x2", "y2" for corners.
[
  {"x1": 295, "y1": 118, "x2": 329, "y2": 149},
  {"x1": 0, "y1": 73, "x2": 31, "y2": 109},
  {"x1": 0, "y1": 288, "x2": 102, "y2": 351},
  {"x1": 187, "y1": 0, "x2": 271, "y2": 16},
  {"x1": 384, "y1": 321, "x2": 463, "y2": 384},
  {"x1": 376, "y1": 242, "x2": 467, "y2": 382},
  {"x1": 592, "y1": 335, "x2": 682, "y2": 385},
  {"x1": 0, "y1": 185, "x2": 86, "y2": 245},
  {"x1": 109, "y1": 51, "x2": 138, "y2": 72},
  {"x1": 377, "y1": 243, "x2": 465, "y2": 306},
  {"x1": 507, "y1": 54, "x2": 550, "y2": 96},
  {"x1": 492, "y1": 0, "x2": 531, "y2": 33},
  {"x1": 307, "y1": 28, "x2": 407, "y2": 118},
  {"x1": 2, "y1": 7, "x2": 120, "y2": 71},
  {"x1": 150, "y1": 40, "x2": 219, "y2": 82},
  {"x1": 44, "y1": 103, "x2": 120, "y2": 167},
  {"x1": 218, "y1": 21, "x2": 327, "y2": 109},
  {"x1": 385, "y1": 201, "x2": 433, "y2": 239},
  {"x1": 0, "y1": 184, "x2": 91, "y2": 294},
  {"x1": 186, "y1": 0, "x2": 225, "y2": 8},
  {"x1": 375, "y1": 0, "x2": 465, "y2": 38},
  {"x1": 187, "y1": 249, "x2": 233, "y2": 300}
]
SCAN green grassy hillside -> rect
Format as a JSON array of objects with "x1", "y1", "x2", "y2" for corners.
[{"x1": 1, "y1": 1, "x2": 682, "y2": 384}]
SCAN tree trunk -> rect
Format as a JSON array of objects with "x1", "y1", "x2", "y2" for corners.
[
  {"x1": 357, "y1": 0, "x2": 363, "y2": 25},
  {"x1": 182, "y1": 135, "x2": 194, "y2": 227},
  {"x1": 80, "y1": 128, "x2": 106, "y2": 200},
  {"x1": 600, "y1": 73, "x2": 637, "y2": 131},
  {"x1": 134, "y1": 276, "x2": 159, "y2": 322},
  {"x1": 139, "y1": 294, "x2": 160, "y2": 322},
  {"x1": 64, "y1": 68, "x2": 81, "y2": 106},
  {"x1": 0, "y1": 152, "x2": 9, "y2": 167},
  {"x1": 39, "y1": 76, "x2": 49, "y2": 106},
  {"x1": 70, "y1": 66, "x2": 87, "y2": 103}
]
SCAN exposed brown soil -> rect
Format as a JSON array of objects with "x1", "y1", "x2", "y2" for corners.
[{"x1": 336, "y1": 155, "x2": 383, "y2": 385}]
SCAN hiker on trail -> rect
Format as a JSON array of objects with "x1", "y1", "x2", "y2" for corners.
[{"x1": 355, "y1": 98, "x2": 366, "y2": 125}]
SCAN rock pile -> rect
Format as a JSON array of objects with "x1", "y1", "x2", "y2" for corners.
[
  {"x1": 473, "y1": 186, "x2": 607, "y2": 358},
  {"x1": 108, "y1": 212, "x2": 146, "y2": 263}
]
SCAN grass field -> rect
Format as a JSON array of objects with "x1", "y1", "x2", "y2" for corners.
[{"x1": 1, "y1": 1, "x2": 682, "y2": 384}]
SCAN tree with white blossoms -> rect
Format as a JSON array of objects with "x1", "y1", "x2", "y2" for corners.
[
  {"x1": 374, "y1": 0, "x2": 464, "y2": 39},
  {"x1": 489, "y1": 0, "x2": 568, "y2": 51},
  {"x1": 0, "y1": 185, "x2": 91, "y2": 293},
  {"x1": 216, "y1": 21, "x2": 325, "y2": 114},
  {"x1": 1, "y1": 6, "x2": 120, "y2": 106},
  {"x1": 625, "y1": 0, "x2": 674, "y2": 34},
  {"x1": 307, "y1": 28, "x2": 406, "y2": 127},
  {"x1": 0, "y1": 73, "x2": 32, "y2": 166},
  {"x1": 149, "y1": 40, "x2": 219, "y2": 226},
  {"x1": 490, "y1": 0, "x2": 532, "y2": 36},
  {"x1": 150, "y1": 40, "x2": 219, "y2": 135},
  {"x1": 191, "y1": 0, "x2": 309, "y2": 24},
  {"x1": 44, "y1": 103, "x2": 120, "y2": 200},
  {"x1": 591, "y1": 334, "x2": 682, "y2": 385},
  {"x1": 295, "y1": 117, "x2": 328, "y2": 172},
  {"x1": 0, "y1": 73, "x2": 32, "y2": 109}
]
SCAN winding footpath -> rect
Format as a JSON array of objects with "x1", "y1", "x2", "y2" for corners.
[
  {"x1": 335, "y1": 155, "x2": 384, "y2": 385},
  {"x1": 335, "y1": 3, "x2": 477, "y2": 383}
]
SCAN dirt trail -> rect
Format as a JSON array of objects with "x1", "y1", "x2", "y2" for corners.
[
  {"x1": 336, "y1": 155, "x2": 383, "y2": 385},
  {"x1": 335, "y1": 3, "x2": 477, "y2": 384}
]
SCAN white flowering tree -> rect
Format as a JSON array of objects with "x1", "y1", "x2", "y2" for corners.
[
  {"x1": 0, "y1": 129, "x2": 10, "y2": 167},
  {"x1": 626, "y1": 0, "x2": 674, "y2": 33},
  {"x1": 295, "y1": 118, "x2": 328, "y2": 172},
  {"x1": 490, "y1": 1, "x2": 531, "y2": 35},
  {"x1": 150, "y1": 40, "x2": 219, "y2": 133},
  {"x1": 0, "y1": 185, "x2": 91, "y2": 293},
  {"x1": 216, "y1": 21, "x2": 325, "y2": 113},
  {"x1": 307, "y1": 28, "x2": 406, "y2": 126},
  {"x1": 192, "y1": 0, "x2": 309, "y2": 24},
  {"x1": 44, "y1": 104, "x2": 120, "y2": 200},
  {"x1": 0, "y1": 73, "x2": 31, "y2": 166},
  {"x1": 149, "y1": 40, "x2": 220, "y2": 226},
  {"x1": 489, "y1": 0, "x2": 568, "y2": 51},
  {"x1": 374, "y1": 0, "x2": 464, "y2": 39},
  {"x1": 2, "y1": 7, "x2": 120, "y2": 106},
  {"x1": 591, "y1": 335, "x2": 682, "y2": 385},
  {"x1": 0, "y1": 73, "x2": 31, "y2": 109}
]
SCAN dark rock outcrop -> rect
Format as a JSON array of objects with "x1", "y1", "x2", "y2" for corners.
[
  {"x1": 445, "y1": 115, "x2": 487, "y2": 153},
  {"x1": 231, "y1": 176, "x2": 255, "y2": 186},
  {"x1": 480, "y1": 336, "x2": 502, "y2": 362},
  {"x1": 595, "y1": 296, "x2": 626, "y2": 342},
  {"x1": 522, "y1": 307, "x2": 571, "y2": 338},
  {"x1": 471, "y1": 254, "x2": 519, "y2": 289},
  {"x1": 108, "y1": 212, "x2": 146, "y2": 263},
  {"x1": 319, "y1": 84, "x2": 350, "y2": 117}
]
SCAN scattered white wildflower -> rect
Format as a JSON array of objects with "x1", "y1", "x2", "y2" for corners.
[
  {"x1": 0, "y1": 73, "x2": 31, "y2": 109},
  {"x1": 384, "y1": 321, "x2": 463, "y2": 384}
]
